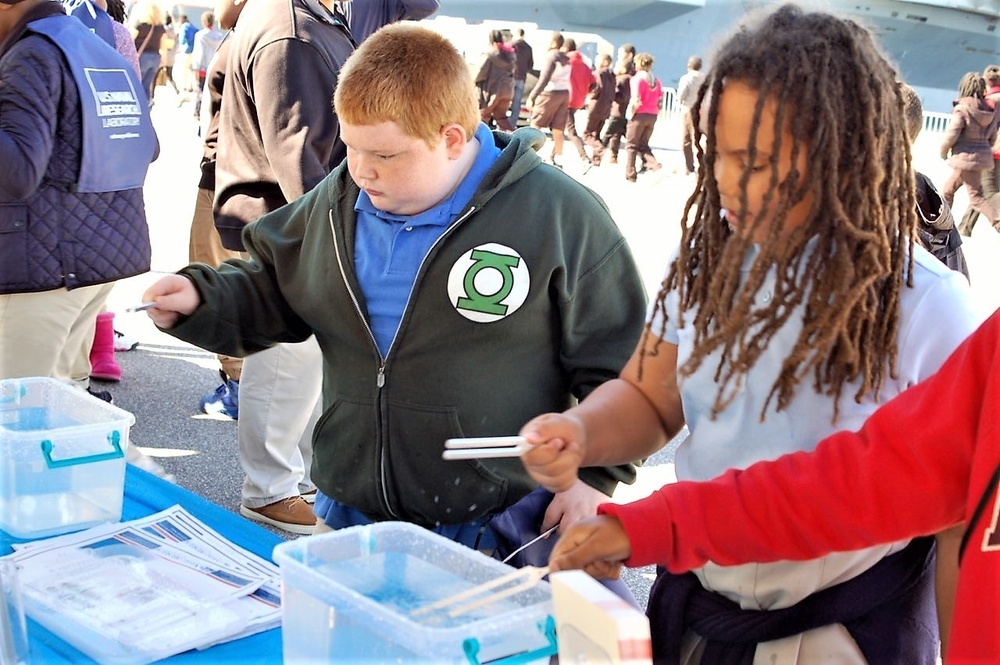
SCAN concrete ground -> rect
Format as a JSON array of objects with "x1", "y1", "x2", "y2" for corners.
[{"x1": 102, "y1": 83, "x2": 997, "y2": 610}]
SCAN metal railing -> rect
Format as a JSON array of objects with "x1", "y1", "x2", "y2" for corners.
[
  {"x1": 658, "y1": 87, "x2": 952, "y2": 136},
  {"x1": 922, "y1": 111, "x2": 951, "y2": 135}
]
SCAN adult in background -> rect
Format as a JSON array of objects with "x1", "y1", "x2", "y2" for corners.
[
  {"x1": 475, "y1": 28, "x2": 515, "y2": 131},
  {"x1": 509, "y1": 27, "x2": 532, "y2": 127},
  {"x1": 156, "y1": 13, "x2": 179, "y2": 95},
  {"x1": 940, "y1": 71, "x2": 1000, "y2": 232},
  {"x1": 175, "y1": 13, "x2": 197, "y2": 91},
  {"x1": 563, "y1": 37, "x2": 594, "y2": 166},
  {"x1": 527, "y1": 31, "x2": 571, "y2": 168},
  {"x1": 187, "y1": 0, "x2": 247, "y2": 424},
  {"x1": 105, "y1": 0, "x2": 138, "y2": 72},
  {"x1": 0, "y1": 0, "x2": 157, "y2": 400},
  {"x1": 64, "y1": 0, "x2": 140, "y2": 386},
  {"x1": 130, "y1": 0, "x2": 165, "y2": 105},
  {"x1": 190, "y1": 9, "x2": 224, "y2": 117},
  {"x1": 958, "y1": 64, "x2": 1000, "y2": 236},
  {"x1": 211, "y1": 0, "x2": 354, "y2": 534},
  {"x1": 676, "y1": 55, "x2": 705, "y2": 175},
  {"x1": 335, "y1": 0, "x2": 437, "y2": 44},
  {"x1": 583, "y1": 52, "x2": 614, "y2": 167},
  {"x1": 623, "y1": 52, "x2": 663, "y2": 182}
]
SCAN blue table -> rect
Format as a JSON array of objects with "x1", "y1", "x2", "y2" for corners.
[{"x1": 0, "y1": 465, "x2": 285, "y2": 663}]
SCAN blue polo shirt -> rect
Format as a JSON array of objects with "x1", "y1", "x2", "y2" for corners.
[{"x1": 354, "y1": 123, "x2": 501, "y2": 357}]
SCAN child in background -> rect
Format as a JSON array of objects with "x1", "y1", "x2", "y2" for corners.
[
  {"x1": 622, "y1": 52, "x2": 662, "y2": 182},
  {"x1": 583, "y1": 52, "x2": 615, "y2": 167},
  {"x1": 957, "y1": 64, "x2": 1000, "y2": 236},
  {"x1": 900, "y1": 83, "x2": 969, "y2": 280},
  {"x1": 140, "y1": 23, "x2": 646, "y2": 574},
  {"x1": 600, "y1": 61, "x2": 632, "y2": 164},
  {"x1": 940, "y1": 71, "x2": 1000, "y2": 231},
  {"x1": 520, "y1": 4, "x2": 981, "y2": 663}
]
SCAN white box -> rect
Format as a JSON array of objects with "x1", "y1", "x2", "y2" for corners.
[
  {"x1": 551, "y1": 570, "x2": 652, "y2": 664},
  {"x1": 0, "y1": 377, "x2": 133, "y2": 539},
  {"x1": 273, "y1": 521, "x2": 556, "y2": 663}
]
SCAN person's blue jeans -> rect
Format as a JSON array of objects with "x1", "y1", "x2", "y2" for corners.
[{"x1": 138, "y1": 52, "x2": 160, "y2": 107}]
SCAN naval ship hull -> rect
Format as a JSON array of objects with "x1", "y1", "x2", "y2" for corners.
[{"x1": 436, "y1": 0, "x2": 1000, "y2": 113}]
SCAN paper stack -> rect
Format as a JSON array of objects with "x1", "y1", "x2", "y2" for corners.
[{"x1": 0, "y1": 505, "x2": 280, "y2": 664}]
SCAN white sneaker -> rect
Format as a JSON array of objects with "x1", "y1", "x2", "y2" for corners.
[{"x1": 114, "y1": 328, "x2": 139, "y2": 352}]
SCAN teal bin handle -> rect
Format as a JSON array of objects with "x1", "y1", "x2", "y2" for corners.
[
  {"x1": 463, "y1": 615, "x2": 557, "y2": 665},
  {"x1": 41, "y1": 430, "x2": 124, "y2": 469}
]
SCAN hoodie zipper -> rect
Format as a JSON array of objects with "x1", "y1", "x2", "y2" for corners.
[{"x1": 327, "y1": 205, "x2": 478, "y2": 518}]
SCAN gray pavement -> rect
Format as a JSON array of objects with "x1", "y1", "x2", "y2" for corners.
[{"x1": 103, "y1": 84, "x2": 999, "y2": 610}]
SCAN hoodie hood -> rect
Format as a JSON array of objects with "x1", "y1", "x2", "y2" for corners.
[{"x1": 955, "y1": 96, "x2": 997, "y2": 127}]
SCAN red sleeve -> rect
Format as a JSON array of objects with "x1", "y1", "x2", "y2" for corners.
[{"x1": 601, "y1": 310, "x2": 1000, "y2": 572}]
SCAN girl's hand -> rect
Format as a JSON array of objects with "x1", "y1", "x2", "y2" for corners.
[
  {"x1": 549, "y1": 515, "x2": 631, "y2": 580},
  {"x1": 519, "y1": 413, "x2": 587, "y2": 493},
  {"x1": 140, "y1": 275, "x2": 201, "y2": 328}
]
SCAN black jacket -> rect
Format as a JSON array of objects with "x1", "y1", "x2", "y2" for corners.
[{"x1": 213, "y1": 0, "x2": 354, "y2": 250}]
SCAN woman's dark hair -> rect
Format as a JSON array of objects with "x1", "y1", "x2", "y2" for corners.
[
  {"x1": 646, "y1": 3, "x2": 916, "y2": 422},
  {"x1": 106, "y1": 0, "x2": 126, "y2": 24}
]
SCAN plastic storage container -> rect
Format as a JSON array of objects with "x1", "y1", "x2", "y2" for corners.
[
  {"x1": 0, "y1": 377, "x2": 133, "y2": 539},
  {"x1": 273, "y1": 521, "x2": 556, "y2": 664}
]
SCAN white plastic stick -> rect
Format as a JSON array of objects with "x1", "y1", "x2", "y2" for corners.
[
  {"x1": 442, "y1": 436, "x2": 529, "y2": 460},
  {"x1": 410, "y1": 565, "x2": 549, "y2": 618}
]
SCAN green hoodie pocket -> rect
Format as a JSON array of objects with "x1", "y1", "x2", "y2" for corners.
[{"x1": 381, "y1": 399, "x2": 512, "y2": 526}]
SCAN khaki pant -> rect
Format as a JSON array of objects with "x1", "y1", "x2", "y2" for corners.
[
  {"x1": 0, "y1": 282, "x2": 114, "y2": 388},
  {"x1": 238, "y1": 338, "x2": 321, "y2": 507},
  {"x1": 188, "y1": 186, "x2": 246, "y2": 380}
]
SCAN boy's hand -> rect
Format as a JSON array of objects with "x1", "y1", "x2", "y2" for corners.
[
  {"x1": 519, "y1": 413, "x2": 587, "y2": 493},
  {"x1": 140, "y1": 275, "x2": 201, "y2": 328},
  {"x1": 542, "y1": 479, "x2": 606, "y2": 533},
  {"x1": 549, "y1": 515, "x2": 631, "y2": 580}
]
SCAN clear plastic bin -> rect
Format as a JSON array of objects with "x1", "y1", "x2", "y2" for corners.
[
  {"x1": 0, "y1": 377, "x2": 133, "y2": 539},
  {"x1": 273, "y1": 521, "x2": 555, "y2": 664}
]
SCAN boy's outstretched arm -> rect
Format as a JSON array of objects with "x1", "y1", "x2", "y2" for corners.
[
  {"x1": 583, "y1": 310, "x2": 999, "y2": 575},
  {"x1": 141, "y1": 274, "x2": 202, "y2": 329}
]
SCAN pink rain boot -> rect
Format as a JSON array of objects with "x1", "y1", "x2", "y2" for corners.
[{"x1": 90, "y1": 311, "x2": 123, "y2": 382}]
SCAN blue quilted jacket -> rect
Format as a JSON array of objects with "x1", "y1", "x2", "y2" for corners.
[{"x1": 0, "y1": 3, "x2": 152, "y2": 295}]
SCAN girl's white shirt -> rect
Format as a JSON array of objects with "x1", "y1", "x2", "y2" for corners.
[{"x1": 653, "y1": 240, "x2": 981, "y2": 663}]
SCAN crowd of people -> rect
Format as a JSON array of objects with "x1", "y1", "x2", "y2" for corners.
[
  {"x1": 3, "y1": 0, "x2": 1000, "y2": 661},
  {"x1": 480, "y1": 28, "x2": 669, "y2": 182}
]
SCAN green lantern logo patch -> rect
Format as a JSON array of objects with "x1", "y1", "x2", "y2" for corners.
[{"x1": 448, "y1": 243, "x2": 529, "y2": 322}]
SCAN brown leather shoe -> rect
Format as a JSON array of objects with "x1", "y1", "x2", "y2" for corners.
[{"x1": 240, "y1": 496, "x2": 317, "y2": 535}]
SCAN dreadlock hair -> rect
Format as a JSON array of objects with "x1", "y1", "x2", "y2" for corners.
[
  {"x1": 956, "y1": 71, "x2": 986, "y2": 100},
  {"x1": 646, "y1": 3, "x2": 917, "y2": 423}
]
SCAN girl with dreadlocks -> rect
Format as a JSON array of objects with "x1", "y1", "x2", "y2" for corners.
[{"x1": 519, "y1": 4, "x2": 982, "y2": 663}]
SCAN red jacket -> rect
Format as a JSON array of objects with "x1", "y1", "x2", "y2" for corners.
[
  {"x1": 603, "y1": 308, "x2": 1000, "y2": 664},
  {"x1": 566, "y1": 50, "x2": 594, "y2": 110}
]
